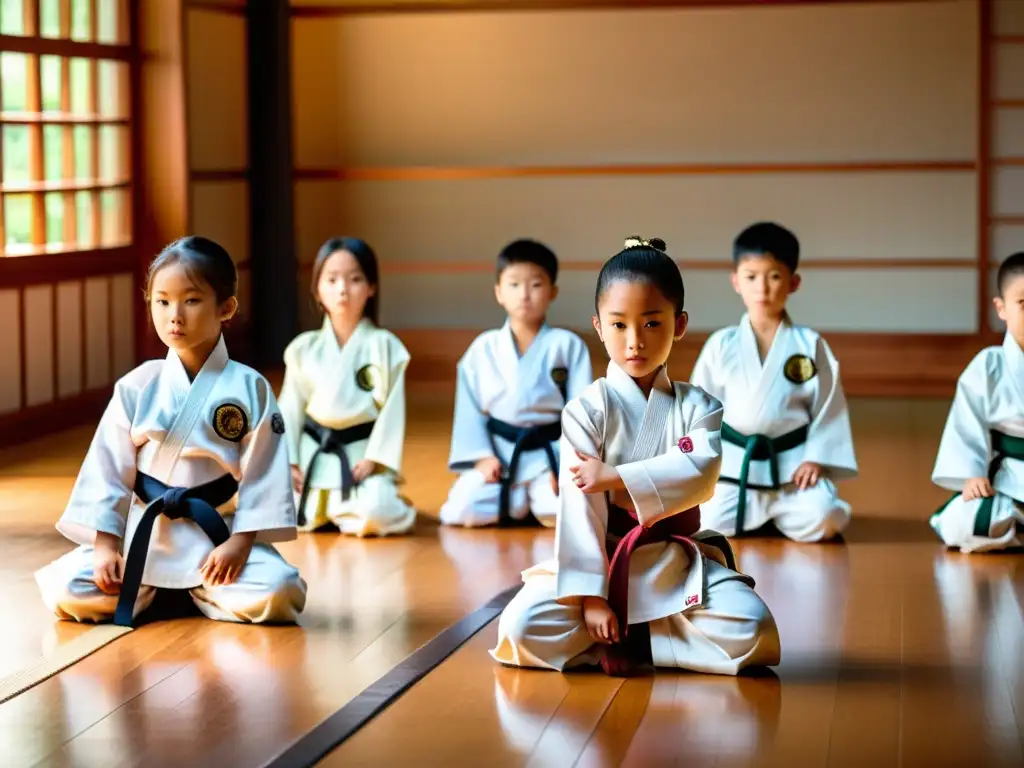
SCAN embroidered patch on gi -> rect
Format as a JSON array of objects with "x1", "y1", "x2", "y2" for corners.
[
  {"x1": 678, "y1": 436, "x2": 694, "y2": 453},
  {"x1": 551, "y1": 367, "x2": 569, "y2": 385},
  {"x1": 685, "y1": 594, "x2": 699, "y2": 607},
  {"x1": 356, "y1": 364, "x2": 380, "y2": 392},
  {"x1": 213, "y1": 403, "x2": 248, "y2": 442},
  {"x1": 271, "y1": 413, "x2": 286, "y2": 435},
  {"x1": 783, "y1": 353, "x2": 817, "y2": 384}
]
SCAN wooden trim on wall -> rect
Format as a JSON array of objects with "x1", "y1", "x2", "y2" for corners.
[
  {"x1": 979, "y1": 0, "x2": 992, "y2": 335},
  {"x1": 0, "y1": 247, "x2": 134, "y2": 287},
  {"x1": 188, "y1": 1, "x2": 247, "y2": 15},
  {"x1": 390, "y1": 328, "x2": 992, "y2": 399},
  {"x1": 0, "y1": 387, "x2": 111, "y2": 450},
  {"x1": 294, "y1": 159, "x2": 975, "y2": 182},
  {"x1": 289, "y1": 0, "x2": 921, "y2": 18}
]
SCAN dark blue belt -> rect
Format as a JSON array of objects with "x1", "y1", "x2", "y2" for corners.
[
  {"x1": 297, "y1": 416, "x2": 376, "y2": 526},
  {"x1": 114, "y1": 471, "x2": 238, "y2": 626},
  {"x1": 486, "y1": 417, "x2": 561, "y2": 527}
]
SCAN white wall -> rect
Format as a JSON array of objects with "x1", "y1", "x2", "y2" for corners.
[{"x1": 291, "y1": 0, "x2": 980, "y2": 333}]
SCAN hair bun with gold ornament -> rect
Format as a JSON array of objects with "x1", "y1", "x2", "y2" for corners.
[{"x1": 623, "y1": 236, "x2": 667, "y2": 253}]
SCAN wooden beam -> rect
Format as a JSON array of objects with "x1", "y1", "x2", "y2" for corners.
[{"x1": 248, "y1": 0, "x2": 298, "y2": 368}]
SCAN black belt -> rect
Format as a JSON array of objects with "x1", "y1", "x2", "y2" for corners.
[
  {"x1": 486, "y1": 417, "x2": 561, "y2": 527},
  {"x1": 933, "y1": 429, "x2": 1024, "y2": 538},
  {"x1": 718, "y1": 422, "x2": 808, "y2": 535},
  {"x1": 297, "y1": 416, "x2": 376, "y2": 526},
  {"x1": 114, "y1": 471, "x2": 238, "y2": 627}
]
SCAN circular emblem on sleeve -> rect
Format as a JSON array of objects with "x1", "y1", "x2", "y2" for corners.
[
  {"x1": 783, "y1": 354, "x2": 817, "y2": 384},
  {"x1": 551, "y1": 367, "x2": 569, "y2": 385},
  {"x1": 678, "y1": 436, "x2": 694, "y2": 454},
  {"x1": 213, "y1": 403, "x2": 248, "y2": 442},
  {"x1": 271, "y1": 413, "x2": 286, "y2": 435},
  {"x1": 356, "y1": 364, "x2": 380, "y2": 392}
]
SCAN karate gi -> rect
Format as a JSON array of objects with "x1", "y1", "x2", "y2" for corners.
[
  {"x1": 690, "y1": 314, "x2": 857, "y2": 542},
  {"x1": 930, "y1": 332, "x2": 1024, "y2": 553},
  {"x1": 279, "y1": 317, "x2": 416, "y2": 537},
  {"x1": 440, "y1": 321, "x2": 592, "y2": 528},
  {"x1": 35, "y1": 335, "x2": 307, "y2": 625},
  {"x1": 490, "y1": 362, "x2": 781, "y2": 676}
]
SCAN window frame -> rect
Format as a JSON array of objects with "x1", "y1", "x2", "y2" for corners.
[{"x1": 0, "y1": 0, "x2": 137, "y2": 282}]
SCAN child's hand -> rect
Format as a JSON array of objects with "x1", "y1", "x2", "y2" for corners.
[
  {"x1": 793, "y1": 461, "x2": 824, "y2": 490},
  {"x1": 963, "y1": 476, "x2": 994, "y2": 502},
  {"x1": 474, "y1": 457, "x2": 502, "y2": 483},
  {"x1": 200, "y1": 532, "x2": 256, "y2": 587},
  {"x1": 582, "y1": 596, "x2": 619, "y2": 644},
  {"x1": 569, "y1": 450, "x2": 622, "y2": 494},
  {"x1": 352, "y1": 459, "x2": 377, "y2": 484},
  {"x1": 290, "y1": 464, "x2": 304, "y2": 493},
  {"x1": 92, "y1": 532, "x2": 124, "y2": 595}
]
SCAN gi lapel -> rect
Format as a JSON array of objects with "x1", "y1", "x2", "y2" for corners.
[{"x1": 147, "y1": 335, "x2": 229, "y2": 481}]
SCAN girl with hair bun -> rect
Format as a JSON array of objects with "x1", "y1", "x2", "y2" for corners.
[{"x1": 490, "y1": 236, "x2": 781, "y2": 677}]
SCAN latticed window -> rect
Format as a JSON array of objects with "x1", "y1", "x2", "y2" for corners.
[{"x1": 0, "y1": 0, "x2": 130, "y2": 257}]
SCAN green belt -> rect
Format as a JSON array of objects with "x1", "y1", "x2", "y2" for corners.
[
  {"x1": 719, "y1": 422, "x2": 809, "y2": 534},
  {"x1": 932, "y1": 429, "x2": 1024, "y2": 538}
]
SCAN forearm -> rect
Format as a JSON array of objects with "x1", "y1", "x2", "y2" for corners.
[{"x1": 94, "y1": 530, "x2": 122, "y2": 552}]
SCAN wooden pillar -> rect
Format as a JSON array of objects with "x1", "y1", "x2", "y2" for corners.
[{"x1": 247, "y1": 0, "x2": 297, "y2": 367}]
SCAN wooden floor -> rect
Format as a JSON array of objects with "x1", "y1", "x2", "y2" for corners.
[{"x1": 2, "y1": 391, "x2": 1023, "y2": 767}]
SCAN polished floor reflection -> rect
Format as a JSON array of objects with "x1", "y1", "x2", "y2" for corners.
[{"x1": 1, "y1": 393, "x2": 1022, "y2": 766}]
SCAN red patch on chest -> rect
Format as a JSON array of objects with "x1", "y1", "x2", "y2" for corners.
[{"x1": 678, "y1": 436, "x2": 694, "y2": 453}]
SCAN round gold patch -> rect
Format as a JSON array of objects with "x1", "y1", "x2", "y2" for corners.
[
  {"x1": 356, "y1": 364, "x2": 380, "y2": 392},
  {"x1": 551, "y1": 367, "x2": 569, "y2": 385},
  {"x1": 213, "y1": 403, "x2": 248, "y2": 442},
  {"x1": 783, "y1": 354, "x2": 817, "y2": 384}
]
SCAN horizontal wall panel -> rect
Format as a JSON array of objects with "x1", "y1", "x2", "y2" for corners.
[
  {"x1": 994, "y1": 107, "x2": 1024, "y2": 158},
  {"x1": 292, "y1": 1, "x2": 976, "y2": 167},
  {"x1": 995, "y1": 0, "x2": 1024, "y2": 35},
  {"x1": 23, "y1": 285, "x2": 54, "y2": 407},
  {"x1": 0, "y1": 290, "x2": 20, "y2": 414},
  {"x1": 994, "y1": 42, "x2": 1024, "y2": 102},
  {"x1": 186, "y1": 9, "x2": 249, "y2": 170},
  {"x1": 110, "y1": 273, "x2": 136, "y2": 375},
  {"x1": 84, "y1": 277, "x2": 111, "y2": 390},
  {"x1": 993, "y1": 167, "x2": 1024, "y2": 217},
  {"x1": 370, "y1": 266, "x2": 977, "y2": 334},
  {"x1": 295, "y1": 172, "x2": 976, "y2": 267},
  {"x1": 992, "y1": 223, "x2": 1024, "y2": 264},
  {"x1": 190, "y1": 180, "x2": 250, "y2": 265},
  {"x1": 56, "y1": 282, "x2": 82, "y2": 399}
]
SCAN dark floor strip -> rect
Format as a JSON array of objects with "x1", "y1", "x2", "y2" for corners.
[{"x1": 261, "y1": 584, "x2": 521, "y2": 768}]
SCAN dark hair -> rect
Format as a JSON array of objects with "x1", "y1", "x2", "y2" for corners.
[
  {"x1": 145, "y1": 235, "x2": 237, "y2": 304},
  {"x1": 310, "y1": 237, "x2": 379, "y2": 323},
  {"x1": 733, "y1": 221, "x2": 800, "y2": 273},
  {"x1": 998, "y1": 251, "x2": 1024, "y2": 296},
  {"x1": 496, "y1": 238, "x2": 558, "y2": 284},
  {"x1": 594, "y1": 236, "x2": 685, "y2": 316}
]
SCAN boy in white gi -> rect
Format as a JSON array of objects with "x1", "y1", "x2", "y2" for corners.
[
  {"x1": 691, "y1": 222, "x2": 858, "y2": 542},
  {"x1": 35, "y1": 236, "x2": 307, "y2": 626},
  {"x1": 930, "y1": 251, "x2": 1024, "y2": 553},
  {"x1": 491, "y1": 236, "x2": 780, "y2": 677},
  {"x1": 440, "y1": 239, "x2": 592, "y2": 528}
]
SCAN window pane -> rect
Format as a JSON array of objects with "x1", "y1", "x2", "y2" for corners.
[
  {"x1": 72, "y1": 125, "x2": 93, "y2": 179},
  {"x1": 45, "y1": 192, "x2": 64, "y2": 246},
  {"x1": 3, "y1": 125, "x2": 30, "y2": 184},
  {"x1": 41, "y1": 55, "x2": 62, "y2": 113},
  {"x1": 97, "y1": 60, "x2": 126, "y2": 118},
  {"x1": 69, "y1": 58, "x2": 91, "y2": 115},
  {"x1": 0, "y1": 0, "x2": 25, "y2": 36},
  {"x1": 71, "y1": 0, "x2": 92, "y2": 42},
  {"x1": 43, "y1": 125, "x2": 64, "y2": 182},
  {"x1": 75, "y1": 189, "x2": 94, "y2": 247},
  {"x1": 97, "y1": 0, "x2": 127, "y2": 45},
  {"x1": 98, "y1": 125, "x2": 127, "y2": 180},
  {"x1": 1, "y1": 52, "x2": 28, "y2": 113},
  {"x1": 40, "y1": 0, "x2": 61, "y2": 38},
  {"x1": 4, "y1": 194, "x2": 31, "y2": 251},
  {"x1": 100, "y1": 188, "x2": 128, "y2": 246}
]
